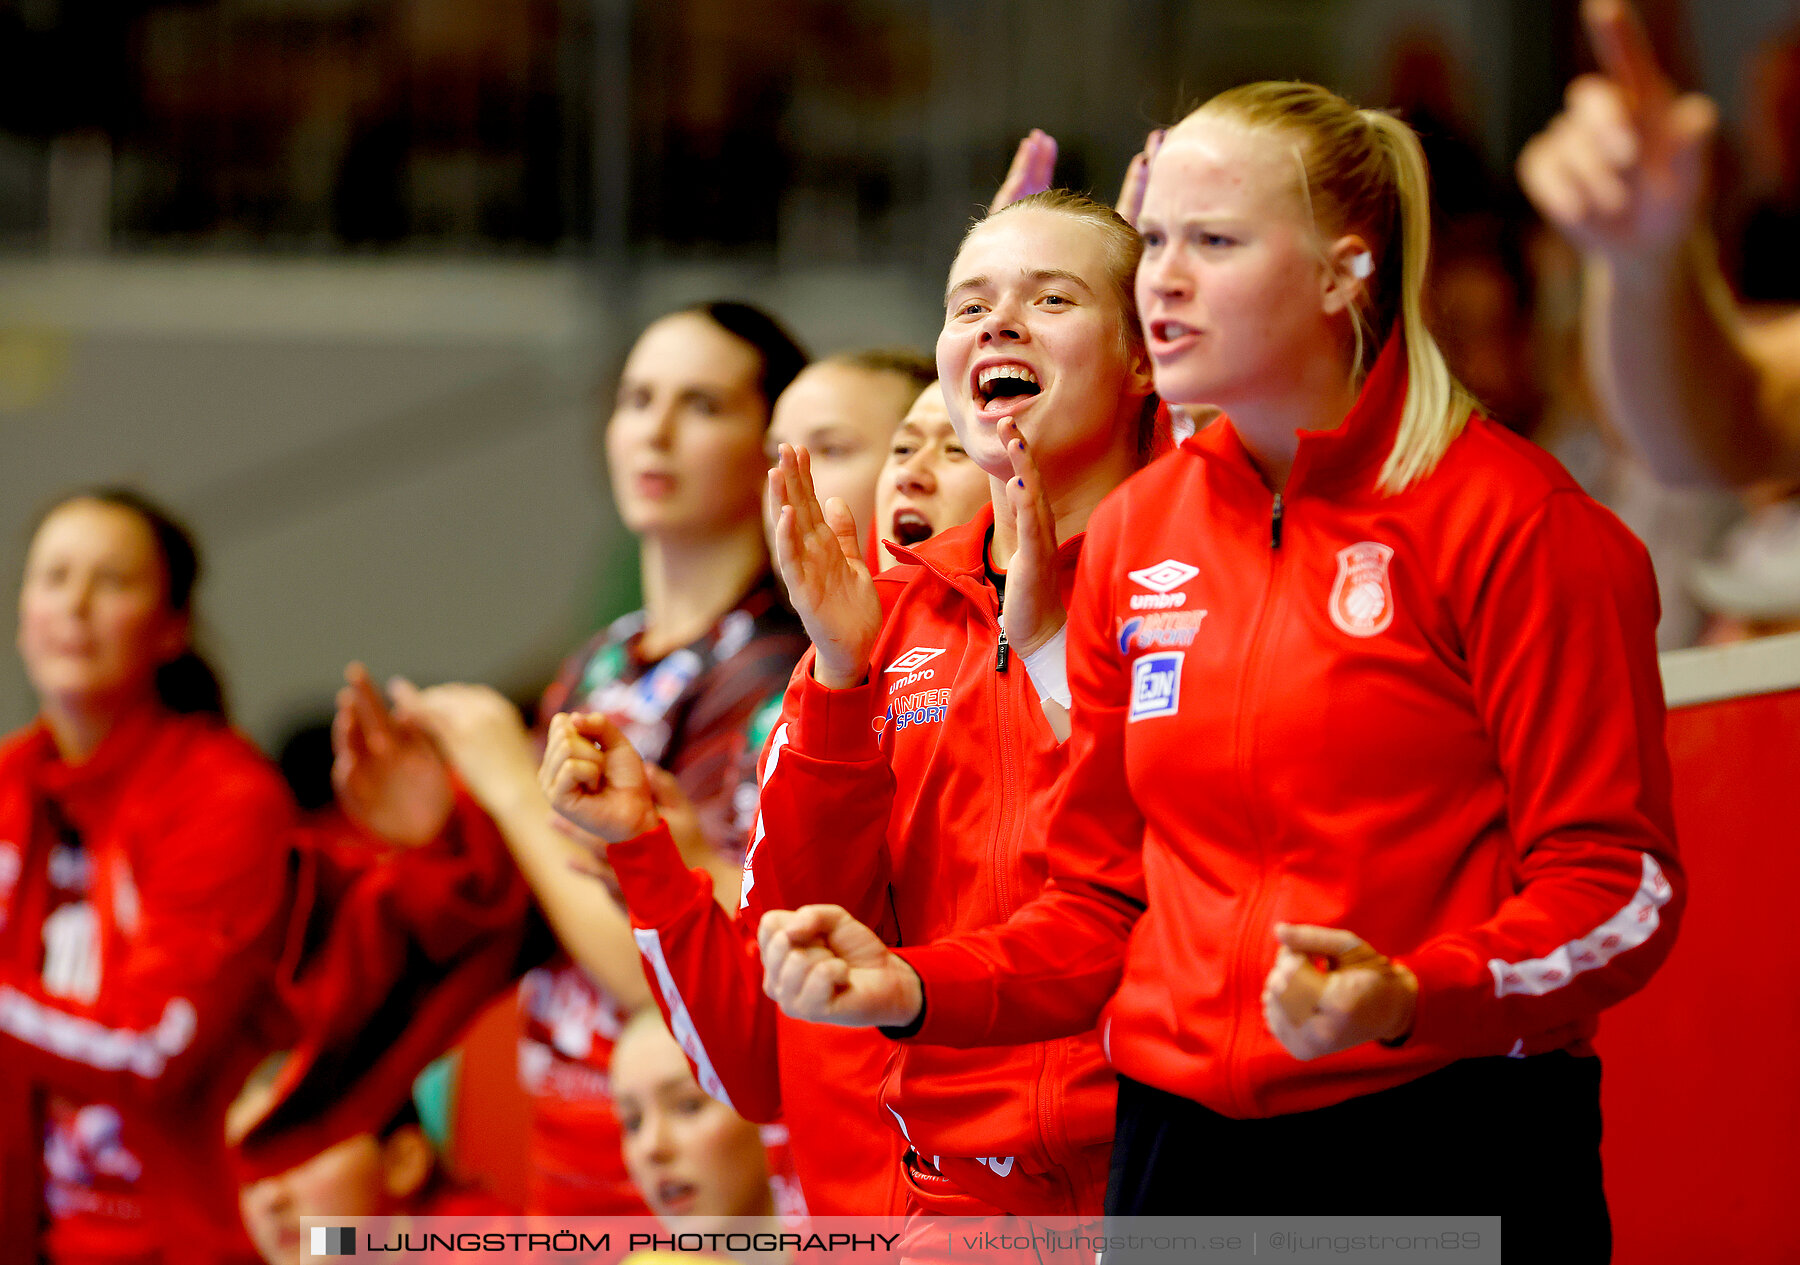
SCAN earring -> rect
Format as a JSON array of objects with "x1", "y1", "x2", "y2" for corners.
[{"x1": 1349, "y1": 252, "x2": 1374, "y2": 279}]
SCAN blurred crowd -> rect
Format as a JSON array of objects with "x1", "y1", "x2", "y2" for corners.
[{"x1": 3, "y1": 1, "x2": 1797, "y2": 1261}]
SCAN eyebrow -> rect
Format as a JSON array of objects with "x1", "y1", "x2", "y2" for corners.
[{"x1": 944, "y1": 269, "x2": 1094, "y2": 305}]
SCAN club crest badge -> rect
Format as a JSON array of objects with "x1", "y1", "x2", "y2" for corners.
[{"x1": 1329, "y1": 542, "x2": 1395, "y2": 637}]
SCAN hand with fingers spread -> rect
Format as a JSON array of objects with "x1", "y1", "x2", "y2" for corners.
[
  {"x1": 994, "y1": 417, "x2": 1066, "y2": 658},
  {"x1": 990, "y1": 129, "x2": 1059, "y2": 214},
  {"x1": 1517, "y1": 0, "x2": 1717, "y2": 265},
  {"x1": 330, "y1": 661, "x2": 454, "y2": 846},
  {"x1": 757, "y1": 905, "x2": 923, "y2": 1029},
  {"x1": 1114, "y1": 128, "x2": 1166, "y2": 229},
  {"x1": 767, "y1": 443, "x2": 883, "y2": 690},
  {"x1": 390, "y1": 680, "x2": 540, "y2": 818},
  {"x1": 539, "y1": 711, "x2": 661, "y2": 845},
  {"x1": 1261, "y1": 923, "x2": 1418, "y2": 1062}
]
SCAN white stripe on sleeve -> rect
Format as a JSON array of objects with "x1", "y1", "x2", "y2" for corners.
[
  {"x1": 633, "y1": 927, "x2": 735, "y2": 1111},
  {"x1": 1488, "y1": 853, "x2": 1674, "y2": 998}
]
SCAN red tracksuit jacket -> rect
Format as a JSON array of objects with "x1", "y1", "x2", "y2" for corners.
[
  {"x1": 610, "y1": 820, "x2": 903, "y2": 1216},
  {"x1": 741, "y1": 506, "x2": 1116, "y2": 1211},
  {"x1": 899, "y1": 338, "x2": 1685, "y2": 1118},
  {"x1": 0, "y1": 704, "x2": 293, "y2": 1264}
]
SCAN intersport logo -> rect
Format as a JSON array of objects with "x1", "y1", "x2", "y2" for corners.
[{"x1": 885, "y1": 647, "x2": 946, "y2": 673}]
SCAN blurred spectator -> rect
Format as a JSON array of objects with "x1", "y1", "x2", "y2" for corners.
[
  {"x1": 234, "y1": 1063, "x2": 511, "y2": 1265},
  {"x1": 1, "y1": 489, "x2": 292, "y2": 1263},
  {"x1": 335, "y1": 302, "x2": 813, "y2": 1216},
  {"x1": 610, "y1": 1008, "x2": 802, "y2": 1230},
  {"x1": 1518, "y1": 0, "x2": 1800, "y2": 488},
  {"x1": 1429, "y1": 216, "x2": 1545, "y2": 440},
  {"x1": 765, "y1": 351, "x2": 937, "y2": 564}
]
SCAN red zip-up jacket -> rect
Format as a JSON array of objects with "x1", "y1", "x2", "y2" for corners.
[
  {"x1": 740, "y1": 507, "x2": 1115, "y2": 1207},
  {"x1": 0, "y1": 704, "x2": 293, "y2": 1264},
  {"x1": 609, "y1": 821, "x2": 903, "y2": 1215},
  {"x1": 898, "y1": 338, "x2": 1685, "y2": 1118}
]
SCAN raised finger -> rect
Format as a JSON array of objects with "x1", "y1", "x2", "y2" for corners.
[
  {"x1": 779, "y1": 444, "x2": 823, "y2": 539},
  {"x1": 1583, "y1": 0, "x2": 1673, "y2": 115},
  {"x1": 993, "y1": 133, "x2": 1036, "y2": 211}
]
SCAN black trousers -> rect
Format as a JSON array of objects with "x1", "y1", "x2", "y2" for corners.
[{"x1": 1105, "y1": 1052, "x2": 1610, "y2": 1262}]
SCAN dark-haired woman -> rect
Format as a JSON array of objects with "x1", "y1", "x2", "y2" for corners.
[
  {"x1": 0, "y1": 491, "x2": 293, "y2": 1263},
  {"x1": 340, "y1": 302, "x2": 821, "y2": 1213}
]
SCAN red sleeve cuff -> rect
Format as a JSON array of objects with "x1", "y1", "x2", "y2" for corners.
[
  {"x1": 891, "y1": 942, "x2": 999, "y2": 1045},
  {"x1": 1395, "y1": 944, "x2": 1506, "y2": 1057},
  {"x1": 796, "y1": 671, "x2": 884, "y2": 760},
  {"x1": 609, "y1": 820, "x2": 715, "y2": 927}
]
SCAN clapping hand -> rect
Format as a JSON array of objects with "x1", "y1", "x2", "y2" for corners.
[
  {"x1": 767, "y1": 443, "x2": 883, "y2": 690},
  {"x1": 330, "y1": 662, "x2": 454, "y2": 847}
]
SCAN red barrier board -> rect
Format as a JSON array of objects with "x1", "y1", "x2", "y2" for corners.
[{"x1": 1598, "y1": 686, "x2": 1800, "y2": 1264}]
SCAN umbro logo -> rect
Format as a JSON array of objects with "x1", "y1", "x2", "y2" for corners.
[
  {"x1": 1127, "y1": 560, "x2": 1199, "y2": 594},
  {"x1": 885, "y1": 647, "x2": 947, "y2": 673}
]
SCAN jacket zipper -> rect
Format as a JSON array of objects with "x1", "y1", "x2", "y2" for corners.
[{"x1": 1221, "y1": 489, "x2": 1291, "y2": 1116}]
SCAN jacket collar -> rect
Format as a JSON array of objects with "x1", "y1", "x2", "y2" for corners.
[
  {"x1": 29, "y1": 699, "x2": 170, "y2": 803},
  {"x1": 880, "y1": 501, "x2": 1086, "y2": 584},
  {"x1": 1192, "y1": 332, "x2": 1411, "y2": 497}
]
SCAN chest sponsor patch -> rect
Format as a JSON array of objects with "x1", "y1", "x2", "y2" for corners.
[
  {"x1": 879, "y1": 686, "x2": 952, "y2": 737},
  {"x1": 1129, "y1": 651, "x2": 1183, "y2": 722},
  {"x1": 1127, "y1": 559, "x2": 1199, "y2": 593},
  {"x1": 885, "y1": 646, "x2": 946, "y2": 674},
  {"x1": 1329, "y1": 542, "x2": 1396, "y2": 637},
  {"x1": 1118, "y1": 610, "x2": 1208, "y2": 654}
]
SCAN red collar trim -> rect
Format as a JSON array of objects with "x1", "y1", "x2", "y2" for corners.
[{"x1": 1194, "y1": 333, "x2": 1411, "y2": 494}]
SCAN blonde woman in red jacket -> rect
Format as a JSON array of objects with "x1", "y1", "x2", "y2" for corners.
[
  {"x1": 0, "y1": 490, "x2": 293, "y2": 1264},
  {"x1": 542, "y1": 188, "x2": 1162, "y2": 1228},
  {"x1": 760, "y1": 83, "x2": 1682, "y2": 1259}
]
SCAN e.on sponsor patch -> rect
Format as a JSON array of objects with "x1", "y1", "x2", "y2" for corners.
[
  {"x1": 1129, "y1": 652, "x2": 1183, "y2": 722},
  {"x1": 1117, "y1": 610, "x2": 1208, "y2": 654}
]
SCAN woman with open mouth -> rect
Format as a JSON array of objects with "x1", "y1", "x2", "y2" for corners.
[
  {"x1": 541, "y1": 180, "x2": 1165, "y2": 1231},
  {"x1": 873, "y1": 381, "x2": 995, "y2": 573},
  {"x1": 759, "y1": 82, "x2": 1682, "y2": 1256}
]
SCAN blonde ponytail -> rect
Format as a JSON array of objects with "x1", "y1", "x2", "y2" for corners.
[
  {"x1": 1362, "y1": 111, "x2": 1478, "y2": 492},
  {"x1": 1197, "y1": 83, "x2": 1478, "y2": 493}
]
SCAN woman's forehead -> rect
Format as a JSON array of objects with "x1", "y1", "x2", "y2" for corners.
[
  {"x1": 30, "y1": 500, "x2": 158, "y2": 565},
  {"x1": 624, "y1": 312, "x2": 760, "y2": 388},
  {"x1": 950, "y1": 209, "x2": 1111, "y2": 290},
  {"x1": 902, "y1": 383, "x2": 949, "y2": 425},
  {"x1": 1144, "y1": 119, "x2": 1304, "y2": 220}
]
